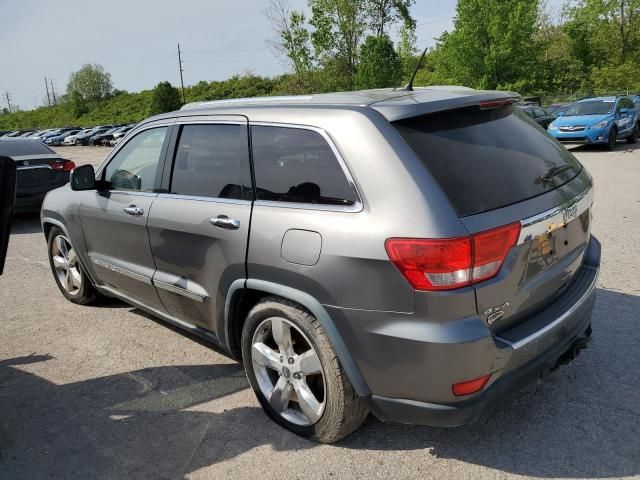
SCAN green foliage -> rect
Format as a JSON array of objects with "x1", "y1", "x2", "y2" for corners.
[
  {"x1": 591, "y1": 61, "x2": 640, "y2": 93},
  {"x1": 355, "y1": 35, "x2": 402, "y2": 88},
  {"x1": 431, "y1": 0, "x2": 541, "y2": 90},
  {"x1": 366, "y1": 0, "x2": 416, "y2": 36},
  {"x1": 149, "y1": 82, "x2": 182, "y2": 116},
  {"x1": 67, "y1": 64, "x2": 114, "y2": 101}
]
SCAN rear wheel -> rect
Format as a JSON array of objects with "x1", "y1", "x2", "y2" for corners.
[
  {"x1": 607, "y1": 126, "x2": 618, "y2": 151},
  {"x1": 627, "y1": 123, "x2": 639, "y2": 144},
  {"x1": 241, "y1": 297, "x2": 368, "y2": 443},
  {"x1": 47, "y1": 227, "x2": 98, "y2": 304}
]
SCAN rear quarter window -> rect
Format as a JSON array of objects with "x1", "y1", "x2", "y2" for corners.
[
  {"x1": 250, "y1": 125, "x2": 357, "y2": 206},
  {"x1": 392, "y1": 105, "x2": 582, "y2": 217}
]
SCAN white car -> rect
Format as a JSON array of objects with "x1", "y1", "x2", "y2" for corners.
[{"x1": 64, "y1": 129, "x2": 91, "y2": 145}]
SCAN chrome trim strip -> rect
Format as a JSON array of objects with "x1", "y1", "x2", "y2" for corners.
[
  {"x1": 153, "y1": 280, "x2": 207, "y2": 303},
  {"x1": 249, "y1": 121, "x2": 364, "y2": 213},
  {"x1": 517, "y1": 186, "x2": 593, "y2": 245},
  {"x1": 495, "y1": 265, "x2": 598, "y2": 350},
  {"x1": 11, "y1": 154, "x2": 61, "y2": 161},
  {"x1": 16, "y1": 165, "x2": 52, "y2": 171},
  {"x1": 156, "y1": 193, "x2": 251, "y2": 205},
  {"x1": 107, "y1": 190, "x2": 158, "y2": 198},
  {"x1": 89, "y1": 256, "x2": 152, "y2": 285}
]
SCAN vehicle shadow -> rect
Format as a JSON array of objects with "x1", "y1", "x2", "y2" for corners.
[
  {"x1": 0, "y1": 288, "x2": 637, "y2": 479},
  {"x1": 10, "y1": 212, "x2": 42, "y2": 235}
]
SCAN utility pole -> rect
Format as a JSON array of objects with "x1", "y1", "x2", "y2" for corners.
[
  {"x1": 177, "y1": 42, "x2": 186, "y2": 104},
  {"x1": 4, "y1": 91, "x2": 11, "y2": 113},
  {"x1": 45, "y1": 77, "x2": 51, "y2": 106},
  {"x1": 50, "y1": 78, "x2": 57, "y2": 105}
]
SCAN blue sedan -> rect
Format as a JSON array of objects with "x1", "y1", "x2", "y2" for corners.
[{"x1": 548, "y1": 96, "x2": 639, "y2": 150}]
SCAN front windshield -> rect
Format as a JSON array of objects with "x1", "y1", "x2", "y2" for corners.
[{"x1": 565, "y1": 100, "x2": 614, "y2": 116}]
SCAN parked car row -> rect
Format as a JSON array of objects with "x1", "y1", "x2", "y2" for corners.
[
  {"x1": 0, "y1": 123, "x2": 136, "y2": 147},
  {"x1": 515, "y1": 94, "x2": 640, "y2": 150}
]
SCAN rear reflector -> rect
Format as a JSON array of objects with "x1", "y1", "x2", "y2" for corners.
[
  {"x1": 452, "y1": 374, "x2": 491, "y2": 396},
  {"x1": 51, "y1": 160, "x2": 76, "y2": 172},
  {"x1": 385, "y1": 223, "x2": 520, "y2": 291}
]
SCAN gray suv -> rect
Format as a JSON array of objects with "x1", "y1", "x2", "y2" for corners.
[{"x1": 41, "y1": 87, "x2": 600, "y2": 443}]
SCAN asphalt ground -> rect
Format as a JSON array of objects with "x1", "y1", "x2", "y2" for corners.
[{"x1": 1, "y1": 143, "x2": 639, "y2": 479}]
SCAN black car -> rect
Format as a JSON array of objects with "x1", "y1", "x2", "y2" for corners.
[
  {"x1": 75, "y1": 126, "x2": 111, "y2": 146},
  {"x1": 0, "y1": 138, "x2": 75, "y2": 213},
  {"x1": 547, "y1": 103, "x2": 572, "y2": 116},
  {"x1": 516, "y1": 105, "x2": 556, "y2": 129},
  {"x1": 88, "y1": 127, "x2": 120, "y2": 146}
]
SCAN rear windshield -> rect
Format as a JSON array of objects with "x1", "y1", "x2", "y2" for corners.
[
  {"x1": 0, "y1": 139, "x2": 56, "y2": 156},
  {"x1": 392, "y1": 105, "x2": 581, "y2": 217}
]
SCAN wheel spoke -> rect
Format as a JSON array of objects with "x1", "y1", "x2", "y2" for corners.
[
  {"x1": 298, "y1": 349, "x2": 322, "y2": 376},
  {"x1": 55, "y1": 236, "x2": 67, "y2": 258},
  {"x1": 67, "y1": 248, "x2": 77, "y2": 266},
  {"x1": 269, "y1": 376, "x2": 292, "y2": 413},
  {"x1": 52, "y1": 255, "x2": 66, "y2": 269},
  {"x1": 69, "y1": 267, "x2": 82, "y2": 288},
  {"x1": 252, "y1": 342, "x2": 281, "y2": 371},
  {"x1": 271, "y1": 318, "x2": 292, "y2": 355},
  {"x1": 294, "y1": 381, "x2": 323, "y2": 423},
  {"x1": 65, "y1": 271, "x2": 74, "y2": 291}
]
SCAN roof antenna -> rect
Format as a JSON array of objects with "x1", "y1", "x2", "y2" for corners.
[{"x1": 398, "y1": 46, "x2": 428, "y2": 92}]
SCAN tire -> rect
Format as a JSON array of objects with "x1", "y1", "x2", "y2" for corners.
[
  {"x1": 241, "y1": 296, "x2": 368, "y2": 443},
  {"x1": 607, "y1": 126, "x2": 617, "y2": 151},
  {"x1": 47, "y1": 226, "x2": 98, "y2": 305},
  {"x1": 627, "y1": 123, "x2": 639, "y2": 144}
]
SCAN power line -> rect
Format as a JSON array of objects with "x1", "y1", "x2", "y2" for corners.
[{"x1": 177, "y1": 42, "x2": 186, "y2": 104}]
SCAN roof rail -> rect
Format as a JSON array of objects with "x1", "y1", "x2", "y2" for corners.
[{"x1": 180, "y1": 95, "x2": 314, "y2": 110}]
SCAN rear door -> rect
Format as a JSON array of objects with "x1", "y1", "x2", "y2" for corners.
[
  {"x1": 391, "y1": 103, "x2": 593, "y2": 333},
  {"x1": 80, "y1": 123, "x2": 172, "y2": 310},
  {"x1": 147, "y1": 117, "x2": 253, "y2": 333}
]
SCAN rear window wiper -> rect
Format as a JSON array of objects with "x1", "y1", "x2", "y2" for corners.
[{"x1": 540, "y1": 164, "x2": 576, "y2": 183}]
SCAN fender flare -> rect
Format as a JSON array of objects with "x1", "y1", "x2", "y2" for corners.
[{"x1": 224, "y1": 278, "x2": 371, "y2": 397}]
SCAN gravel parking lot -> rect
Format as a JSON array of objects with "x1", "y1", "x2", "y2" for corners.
[{"x1": 1, "y1": 144, "x2": 639, "y2": 480}]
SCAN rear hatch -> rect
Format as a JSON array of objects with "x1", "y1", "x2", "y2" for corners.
[{"x1": 391, "y1": 102, "x2": 593, "y2": 333}]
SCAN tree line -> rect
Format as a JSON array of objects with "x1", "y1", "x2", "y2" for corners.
[{"x1": 1, "y1": 0, "x2": 639, "y2": 129}]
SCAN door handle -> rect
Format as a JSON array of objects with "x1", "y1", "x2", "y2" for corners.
[
  {"x1": 210, "y1": 215, "x2": 240, "y2": 230},
  {"x1": 123, "y1": 206, "x2": 144, "y2": 216}
]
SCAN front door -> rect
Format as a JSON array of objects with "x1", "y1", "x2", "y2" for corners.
[
  {"x1": 80, "y1": 125, "x2": 171, "y2": 310},
  {"x1": 147, "y1": 120, "x2": 253, "y2": 333}
]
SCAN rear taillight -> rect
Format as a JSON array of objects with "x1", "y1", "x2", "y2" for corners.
[
  {"x1": 385, "y1": 223, "x2": 520, "y2": 291},
  {"x1": 51, "y1": 160, "x2": 76, "y2": 172}
]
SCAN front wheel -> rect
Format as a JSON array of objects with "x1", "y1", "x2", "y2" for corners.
[
  {"x1": 627, "y1": 123, "x2": 639, "y2": 144},
  {"x1": 47, "y1": 227, "x2": 98, "y2": 305},
  {"x1": 607, "y1": 126, "x2": 618, "y2": 151},
  {"x1": 241, "y1": 297, "x2": 368, "y2": 443}
]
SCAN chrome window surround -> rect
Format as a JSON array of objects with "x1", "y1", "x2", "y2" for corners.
[
  {"x1": 250, "y1": 122, "x2": 363, "y2": 213},
  {"x1": 160, "y1": 120, "x2": 364, "y2": 212},
  {"x1": 517, "y1": 186, "x2": 593, "y2": 245}
]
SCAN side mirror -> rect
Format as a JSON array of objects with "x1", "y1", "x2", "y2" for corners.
[
  {"x1": 620, "y1": 108, "x2": 629, "y2": 114},
  {"x1": 70, "y1": 164, "x2": 96, "y2": 191},
  {"x1": 0, "y1": 156, "x2": 16, "y2": 275}
]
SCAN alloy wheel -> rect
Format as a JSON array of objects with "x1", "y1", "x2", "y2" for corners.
[
  {"x1": 251, "y1": 317, "x2": 326, "y2": 426},
  {"x1": 51, "y1": 235, "x2": 82, "y2": 295}
]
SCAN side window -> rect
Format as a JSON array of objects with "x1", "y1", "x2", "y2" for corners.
[
  {"x1": 251, "y1": 125, "x2": 357, "y2": 206},
  {"x1": 623, "y1": 98, "x2": 634, "y2": 109},
  {"x1": 169, "y1": 124, "x2": 252, "y2": 200},
  {"x1": 104, "y1": 127, "x2": 168, "y2": 191}
]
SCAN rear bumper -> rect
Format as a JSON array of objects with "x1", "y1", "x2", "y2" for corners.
[{"x1": 339, "y1": 236, "x2": 600, "y2": 427}]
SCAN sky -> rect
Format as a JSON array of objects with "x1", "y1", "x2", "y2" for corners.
[{"x1": 1, "y1": 0, "x2": 564, "y2": 111}]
